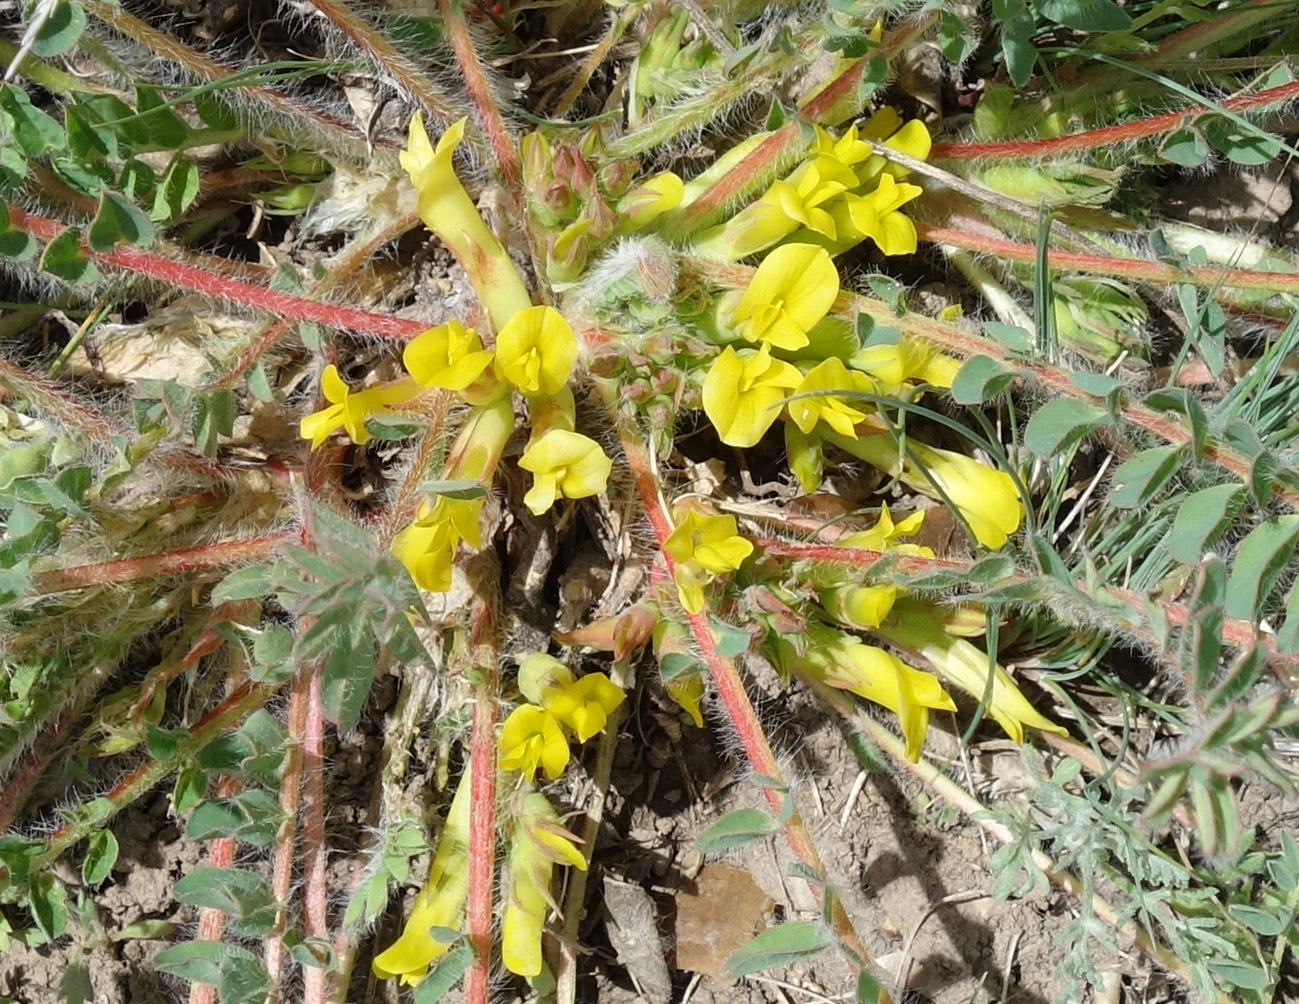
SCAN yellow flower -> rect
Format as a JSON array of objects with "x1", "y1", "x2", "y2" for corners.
[
  {"x1": 856, "y1": 115, "x2": 933, "y2": 187},
  {"x1": 729, "y1": 243, "x2": 841, "y2": 352},
  {"x1": 773, "y1": 622, "x2": 955, "y2": 762},
  {"x1": 833, "y1": 174, "x2": 925, "y2": 256},
  {"x1": 403, "y1": 319, "x2": 495, "y2": 393},
  {"x1": 494, "y1": 305, "x2": 578, "y2": 396},
  {"x1": 811, "y1": 124, "x2": 872, "y2": 168},
  {"x1": 664, "y1": 673, "x2": 705, "y2": 727},
  {"x1": 499, "y1": 705, "x2": 570, "y2": 781},
  {"x1": 663, "y1": 508, "x2": 754, "y2": 615},
  {"x1": 516, "y1": 653, "x2": 574, "y2": 705},
  {"x1": 502, "y1": 793, "x2": 588, "y2": 977},
  {"x1": 850, "y1": 336, "x2": 957, "y2": 392},
  {"x1": 788, "y1": 357, "x2": 871, "y2": 437},
  {"x1": 878, "y1": 600, "x2": 1067, "y2": 745},
  {"x1": 299, "y1": 365, "x2": 418, "y2": 449},
  {"x1": 372, "y1": 771, "x2": 472, "y2": 985},
  {"x1": 827, "y1": 435, "x2": 1023, "y2": 550},
  {"x1": 518, "y1": 430, "x2": 613, "y2": 515},
  {"x1": 392, "y1": 495, "x2": 484, "y2": 593},
  {"x1": 544, "y1": 672, "x2": 625, "y2": 742},
  {"x1": 839, "y1": 502, "x2": 934, "y2": 557},
  {"x1": 401, "y1": 115, "x2": 531, "y2": 331},
  {"x1": 701, "y1": 344, "x2": 801, "y2": 448},
  {"x1": 694, "y1": 158, "x2": 859, "y2": 260},
  {"x1": 617, "y1": 171, "x2": 685, "y2": 233}
]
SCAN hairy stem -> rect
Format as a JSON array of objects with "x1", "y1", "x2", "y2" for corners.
[{"x1": 464, "y1": 592, "x2": 500, "y2": 1004}]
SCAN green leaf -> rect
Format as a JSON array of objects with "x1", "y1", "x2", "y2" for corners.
[
  {"x1": 709, "y1": 619, "x2": 751, "y2": 658},
  {"x1": 856, "y1": 970, "x2": 883, "y2": 1004},
  {"x1": 1224, "y1": 515, "x2": 1299, "y2": 620},
  {"x1": 58, "y1": 960, "x2": 92, "y2": 1004},
  {"x1": 1035, "y1": 0, "x2": 1132, "y2": 31},
  {"x1": 39, "y1": 226, "x2": 99, "y2": 285},
  {"x1": 936, "y1": 10, "x2": 976, "y2": 63},
  {"x1": 413, "y1": 943, "x2": 475, "y2": 1004},
  {"x1": 420, "y1": 479, "x2": 489, "y2": 501},
  {"x1": 0, "y1": 225, "x2": 37, "y2": 261},
  {"x1": 1165, "y1": 484, "x2": 1242, "y2": 563},
  {"x1": 186, "y1": 790, "x2": 283, "y2": 846},
  {"x1": 951, "y1": 355, "x2": 1016, "y2": 405},
  {"x1": 982, "y1": 321, "x2": 1033, "y2": 353},
  {"x1": 696, "y1": 808, "x2": 780, "y2": 854},
  {"x1": 725, "y1": 921, "x2": 833, "y2": 978},
  {"x1": 1228, "y1": 903, "x2": 1285, "y2": 936},
  {"x1": 1068, "y1": 371, "x2": 1121, "y2": 398},
  {"x1": 1144, "y1": 388, "x2": 1208, "y2": 461},
  {"x1": 218, "y1": 952, "x2": 272, "y2": 1004},
  {"x1": 192, "y1": 389, "x2": 235, "y2": 456},
  {"x1": 88, "y1": 191, "x2": 154, "y2": 252},
  {"x1": 0, "y1": 84, "x2": 66, "y2": 156},
  {"x1": 150, "y1": 154, "x2": 200, "y2": 222},
  {"x1": 133, "y1": 84, "x2": 189, "y2": 149},
  {"x1": 32, "y1": 2, "x2": 87, "y2": 57},
  {"x1": 66, "y1": 106, "x2": 116, "y2": 160},
  {"x1": 1000, "y1": 14, "x2": 1038, "y2": 87},
  {"x1": 1206, "y1": 959, "x2": 1268, "y2": 992},
  {"x1": 174, "y1": 868, "x2": 279, "y2": 937},
  {"x1": 194, "y1": 91, "x2": 240, "y2": 131},
  {"x1": 1108, "y1": 445, "x2": 1184, "y2": 508},
  {"x1": 319, "y1": 618, "x2": 375, "y2": 733},
  {"x1": 1160, "y1": 127, "x2": 1208, "y2": 167},
  {"x1": 211, "y1": 564, "x2": 274, "y2": 603},
  {"x1": 1278, "y1": 579, "x2": 1299, "y2": 655},
  {"x1": 1202, "y1": 117, "x2": 1283, "y2": 166},
  {"x1": 81, "y1": 830, "x2": 119, "y2": 885},
  {"x1": 1182, "y1": 556, "x2": 1225, "y2": 694},
  {"x1": 27, "y1": 872, "x2": 68, "y2": 941},
  {"x1": 152, "y1": 940, "x2": 228, "y2": 985},
  {"x1": 1023, "y1": 398, "x2": 1109, "y2": 456}
]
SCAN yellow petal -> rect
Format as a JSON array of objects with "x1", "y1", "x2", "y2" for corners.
[{"x1": 495, "y1": 306, "x2": 577, "y2": 396}]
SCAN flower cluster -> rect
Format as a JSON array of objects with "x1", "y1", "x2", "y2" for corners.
[
  {"x1": 693, "y1": 110, "x2": 930, "y2": 262},
  {"x1": 778, "y1": 506, "x2": 1064, "y2": 759},
  {"x1": 498, "y1": 654, "x2": 626, "y2": 781}
]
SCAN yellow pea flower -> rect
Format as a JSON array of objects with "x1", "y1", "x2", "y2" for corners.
[
  {"x1": 617, "y1": 171, "x2": 685, "y2": 233},
  {"x1": 828, "y1": 434, "x2": 1023, "y2": 550},
  {"x1": 850, "y1": 336, "x2": 958, "y2": 392},
  {"x1": 502, "y1": 793, "x2": 588, "y2": 977},
  {"x1": 772, "y1": 622, "x2": 955, "y2": 762},
  {"x1": 788, "y1": 357, "x2": 872, "y2": 437},
  {"x1": 299, "y1": 365, "x2": 419, "y2": 449},
  {"x1": 403, "y1": 319, "x2": 495, "y2": 393},
  {"x1": 517, "y1": 652, "x2": 574, "y2": 705},
  {"x1": 664, "y1": 673, "x2": 705, "y2": 727},
  {"x1": 811, "y1": 123, "x2": 872, "y2": 168},
  {"x1": 392, "y1": 495, "x2": 484, "y2": 593},
  {"x1": 663, "y1": 508, "x2": 754, "y2": 615},
  {"x1": 401, "y1": 115, "x2": 531, "y2": 331},
  {"x1": 517, "y1": 430, "x2": 613, "y2": 515},
  {"x1": 500, "y1": 705, "x2": 570, "y2": 781},
  {"x1": 818, "y1": 505, "x2": 934, "y2": 629},
  {"x1": 839, "y1": 502, "x2": 934, "y2": 556},
  {"x1": 494, "y1": 305, "x2": 578, "y2": 397},
  {"x1": 856, "y1": 115, "x2": 933, "y2": 187},
  {"x1": 694, "y1": 157, "x2": 858, "y2": 260},
  {"x1": 702, "y1": 344, "x2": 801, "y2": 448},
  {"x1": 729, "y1": 243, "x2": 841, "y2": 352},
  {"x1": 544, "y1": 672, "x2": 625, "y2": 743},
  {"x1": 877, "y1": 599, "x2": 1068, "y2": 745},
  {"x1": 833, "y1": 174, "x2": 925, "y2": 256},
  {"x1": 372, "y1": 771, "x2": 472, "y2": 985}
]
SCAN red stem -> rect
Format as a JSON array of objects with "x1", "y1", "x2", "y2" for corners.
[
  {"x1": 930, "y1": 80, "x2": 1299, "y2": 160},
  {"x1": 9, "y1": 208, "x2": 425, "y2": 342},
  {"x1": 33, "y1": 532, "x2": 291, "y2": 594},
  {"x1": 917, "y1": 222, "x2": 1299, "y2": 294},
  {"x1": 464, "y1": 595, "x2": 500, "y2": 1004},
  {"x1": 189, "y1": 776, "x2": 242, "y2": 1004},
  {"x1": 266, "y1": 669, "x2": 309, "y2": 1001},
  {"x1": 614, "y1": 422, "x2": 887, "y2": 994}
]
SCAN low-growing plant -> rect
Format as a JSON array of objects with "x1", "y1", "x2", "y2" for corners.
[{"x1": 1, "y1": 0, "x2": 1298, "y2": 1002}]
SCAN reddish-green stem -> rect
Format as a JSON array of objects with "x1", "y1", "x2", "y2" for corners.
[
  {"x1": 308, "y1": 0, "x2": 463, "y2": 126},
  {"x1": 917, "y1": 222, "x2": 1299, "y2": 294},
  {"x1": 659, "y1": 123, "x2": 804, "y2": 240},
  {"x1": 206, "y1": 214, "x2": 422, "y2": 391},
  {"x1": 0, "y1": 354, "x2": 128, "y2": 447},
  {"x1": 302, "y1": 668, "x2": 330, "y2": 1004},
  {"x1": 930, "y1": 80, "x2": 1299, "y2": 160},
  {"x1": 189, "y1": 775, "x2": 242, "y2": 1004},
  {"x1": 464, "y1": 594, "x2": 500, "y2": 1004},
  {"x1": 435, "y1": 0, "x2": 524, "y2": 209},
  {"x1": 35, "y1": 681, "x2": 277, "y2": 868},
  {"x1": 33, "y1": 532, "x2": 291, "y2": 594},
  {"x1": 266, "y1": 669, "x2": 310, "y2": 1002},
  {"x1": 9, "y1": 208, "x2": 425, "y2": 342},
  {"x1": 83, "y1": 0, "x2": 374, "y2": 158},
  {"x1": 611, "y1": 417, "x2": 890, "y2": 996}
]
